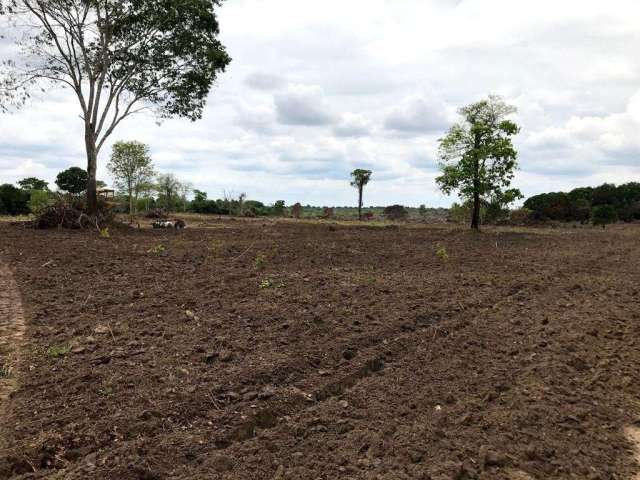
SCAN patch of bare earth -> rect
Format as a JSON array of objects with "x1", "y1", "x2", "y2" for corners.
[
  {"x1": 0, "y1": 221, "x2": 639, "y2": 479},
  {"x1": 0, "y1": 261, "x2": 26, "y2": 453},
  {"x1": 626, "y1": 426, "x2": 640, "y2": 480}
]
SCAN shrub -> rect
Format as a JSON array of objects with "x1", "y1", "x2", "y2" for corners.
[
  {"x1": 592, "y1": 205, "x2": 618, "y2": 228},
  {"x1": 0, "y1": 184, "x2": 30, "y2": 216},
  {"x1": 254, "y1": 253, "x2": 267, "y2": 270},
  {"x1": 28, "y1": 189, "x2": 51, "y2": 214},
  {"x1": 383, "y1": 204, "x2": 408, "y2": 221},
  {"x1": 435, "y1": 247, "x2": 449, "y2": 262},
  {"x1": 508, "y1": 208, "x2": 534, "y2": 225}
]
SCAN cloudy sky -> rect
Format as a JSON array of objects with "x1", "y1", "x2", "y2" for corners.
[{"x1": 1, "y1": 0, "x2": 640, "y2": 207}]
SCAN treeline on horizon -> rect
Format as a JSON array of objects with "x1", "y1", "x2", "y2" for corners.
[{"x1": 523, "y1": 182, "x2": 640, "y2": 223}]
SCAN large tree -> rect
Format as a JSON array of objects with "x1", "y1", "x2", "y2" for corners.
[
  {"x1": 56, "y1": 166, "x2": 88, "y2": 194},
  {"x1": 18, "y1": 176, "x2": 48, "y2": 191},
  {"x1": 350, "y1": 169, "x2": 372, "y2": 220},
  {"x1": 107, "y1": 140, "x2": 155, "y2": 215},
  {"x1": 437, "y1": 95, "x2": 521, "y2": 230},
  {"x1": 2, "y1": 0, "x2": 231, "y2": 213}
]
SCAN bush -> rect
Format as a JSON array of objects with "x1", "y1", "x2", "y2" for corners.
[
  {"x1": 591, "y1": 205, "x2": 618, "y2": 228},
  {"x1": 383, "y1": 204, "x2": 408, "y2": 221},
  {"x1": 0, "y1": 184, "x2": 30, "y2": 216},
  {"x1": 28, "y1": 190, "x2": 51, "y2": 214},
  {"x1": 448, "y1": 202, "x2": 470, "y2": 224},
  {"x1": 508, "y1": 208, "x2": 534, "y2": 225}
]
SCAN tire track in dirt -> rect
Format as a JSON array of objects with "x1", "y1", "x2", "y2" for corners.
[{"x1": 0, "y1": 260, "x2": 26, "y2": 453}]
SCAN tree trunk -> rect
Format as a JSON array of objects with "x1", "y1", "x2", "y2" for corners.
[
  {"x1": 470, "y1": 134, "x2": 481, "y2": 230},
  {"x1": 85, "y1": 129, "x2": 98, "y2": 214},
  {"x1": 471, "y1": 188, "x2": 480, "y2": 230},
  {"x1": 358, "y1": 185, "x2": 363, "y2": 220}
]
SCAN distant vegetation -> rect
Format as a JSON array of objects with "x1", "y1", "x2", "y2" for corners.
[{"x1": 524, "y1": 182, "x2": 640, "y2": 224}]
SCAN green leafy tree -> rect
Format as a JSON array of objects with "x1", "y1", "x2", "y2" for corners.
[
  {"x1": 273, "y1": 200, "x2": 286, "y2": 216},
  {"x1": 350, "y1": 169, "x2": 372, "y2": 220},
  {"x1": 592, "y1": 205, "x2": 617, "y2": 229},
  {"x1": 107, "y1": 141, "x2": 155, "y2": 215},
  {"x1": 3, "y1": 1, "x2": 231, "y2": 213},
  {"x1": 56, "y1": 167, "x2": 88, "y2": 195},
  {"x1": 437, "y1": 95, "x2": 522, "y2": 230},
  {"x1": 156, "y1": 174, "x2": 181, "y2": 212},
  {"x1": 0, "y1": 184, "x2": 30, "y2": 215},
  {"x1": 418, "y1": 204, "x2": 427, "y2": 219},
  {"x1": 18, "y1": 177, "x2": 48, "y2": 191}
]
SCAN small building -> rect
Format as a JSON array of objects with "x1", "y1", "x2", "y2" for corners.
[{"x1": 97, "y1": 188, "x2": 115, "y2": 199}]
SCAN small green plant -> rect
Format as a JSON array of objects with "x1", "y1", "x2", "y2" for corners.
[
  {"x1": 435, "y1": 247, "x2": 449, "y2": 262},
  {"x1": 255, "y1": 252, "x2": 267, "y2": 270},
  {"x1": 99, "y1": 227, "x2": 110, "y2": 238},
  {"x1": 207, "y1": 239, "x2": 224, "y2": 257},
  {"x1": 0, "y1": 363, "x2": 11, "y2": 379},
  {"x1": 47, "y1": 344, "x2": 71, "y2": 358},
  {"x1": 98, "y1": 383, "x2": 114, "y2": 397},
  {"x1": 259, "y1": 279, "x2": 273, "y2": 289},
  {"x1": 148, "y1": 243, "x2": 166, "y2": 254}
]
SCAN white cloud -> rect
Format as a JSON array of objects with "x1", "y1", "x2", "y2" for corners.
[
  {"x1": 385, "y1": 93, "x2": 453, "y2": 134},
  {"x1": 333, "y1": 113, "x2": 373, "y2": 137},
  {"x1": 274, "y1": 84, "x2": 335, "y2": 126}
]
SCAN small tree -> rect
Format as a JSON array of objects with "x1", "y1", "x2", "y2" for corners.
[
  {"x1": 107, "y1": 141, "x2": 155, "y2": 215},
  {"x1": 178, "y1": 182, "x2": 193, "y2": 213},
  {"x1": 18, "y1": 177, "x2": 48, "y2": 191},
  {"x1": 56, "y1": 167, "x2": 88, "y2": 195},
  {"x1": 592, "y1": 205, "x2": 617, "y2": 229},
  {"x1": 350, "y1": 169, "x2": 372, "y2": 220},
  {"x1": 273, "y1": 200, "x2": 286, "y2": 216},
  {"x1": 437, "y1": 95, "x2": 521, "y2": 230},
  {"x1": 418, "y1": 204, "x2": 427, "y2": 220},
  {"x1": 156, "y1": 174, "x2": 181, "y2": 212},
  {"x1": 136, "y1": 181, "x2": 156, "y2": 212}
]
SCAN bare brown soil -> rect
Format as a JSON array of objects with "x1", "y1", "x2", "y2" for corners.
[
  {"x1": 0, "y1": 261, "x2": 26, "y2": 452},
  {"x1": 0, "y1": 219, "x2": 639, "y2": 479}
]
